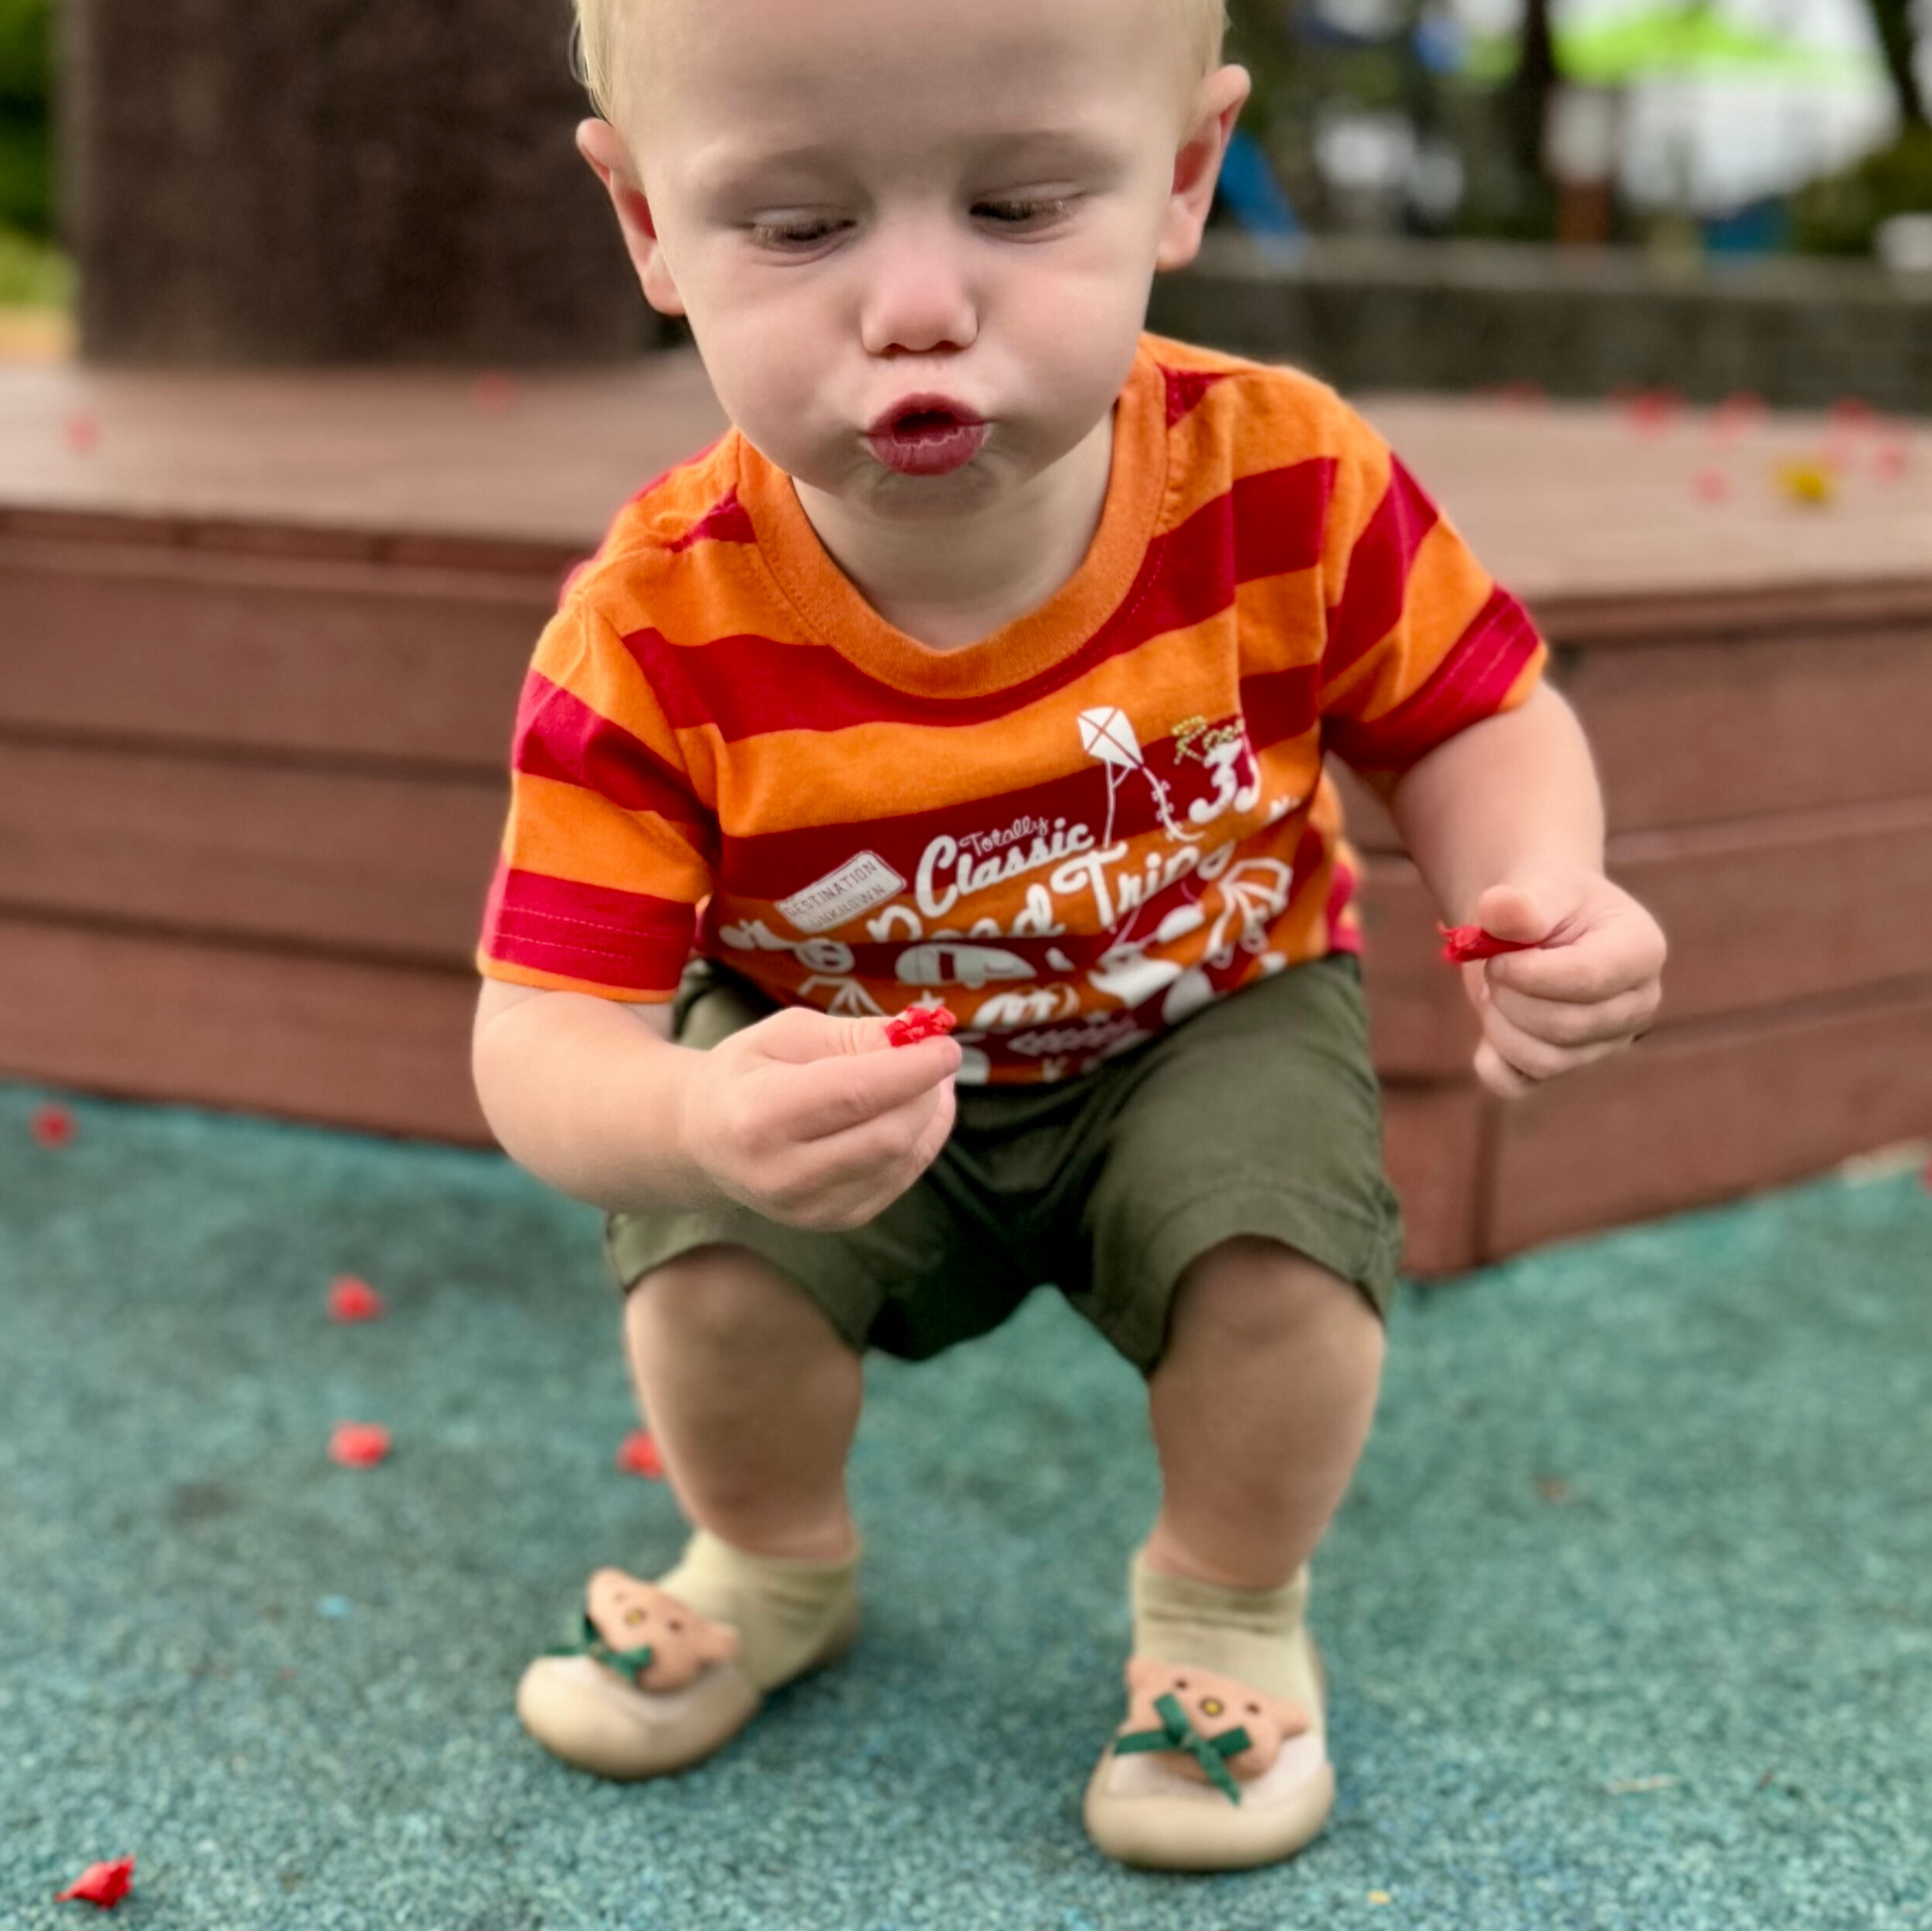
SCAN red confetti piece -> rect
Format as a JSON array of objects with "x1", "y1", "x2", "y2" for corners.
[
  {"x1": 327, "y1": 1276, "x2": 386, "y2": 1322},
  {"x1": 64, "y1": 413, "x2": 99, "y2": 456},
  {"x1": 1440, "y1": 923, "x2": 1541, "y2": 965},
  {"x1": 1829, "y1": 396, "x2": 1874, "y2": 429},
  {"x1": 1691, "y1": 468, "x2": 1729, "y2": 502},
  {"x1": 885, "y1": 1005, "x2": 958, "y2": 1046},
  {"x1": 1493, "y1": 379, "x2": 1546, "y2": 408},
  {"x1": 56, "y1": 1857, "x2": 134, "y2": 1906},
  {"x1": 329, "y1": 1422, "x2": 392, "y2": 1468},
  {"x1": 616, "y1": 1430, "x2": 665, "y2": 1478},
  {"x1": 1874, "y1": 440, "x2": 1909, "y2": 483},
  {"x1": 31, "y1": 1104, "x2": 76, "y2": 1148},
  {"x1": 1621, "y1": 388, "x2": 1680, "y2": 436}
]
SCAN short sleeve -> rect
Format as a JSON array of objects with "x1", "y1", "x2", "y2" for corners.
[
  {"x1": 476, "y1": 599, "x2": 718, "y2": 1002},
  {"x1": 1315, "y1": 411, "x2": 1547, "y2": 792}
]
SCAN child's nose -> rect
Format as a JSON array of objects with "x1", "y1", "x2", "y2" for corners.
[{"x1": 859, "y1": 221, "x2": 979, "y2": 358}]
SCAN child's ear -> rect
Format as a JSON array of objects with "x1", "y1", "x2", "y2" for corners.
[
  {"x1": 577, "y1": 118, "x2": 687, "y2": 317},
  {"x1": 1154, "y1": 65, "x2": 1252, "y2": 273}
]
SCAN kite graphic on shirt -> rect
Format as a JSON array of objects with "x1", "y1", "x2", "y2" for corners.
[{"x1": 1078, "y1": 707, "x2": 1197, "y2": 849}]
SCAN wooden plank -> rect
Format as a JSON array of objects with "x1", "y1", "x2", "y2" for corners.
[
  {"x1": 0, "y1": 356, "x2": 728, "y2": 550},
  {"x1": 0, "y1": 916, "x2": 489, "y2": 1143},
  {"x1": 0, "y1": 533, "x2": 548, "y2": 771},
  {"x1": 2, "y1": 355, "x2": 1927, "y2": 605},
  {"x1": 1358, "y1": 796, "x2": 1932, "y2": 1078},
  {"x1": 0, "y1": 740, "x2": 506, "y2": 964},
  {"x1": 1484, "y1": 976, "x2": 1932, "y2": 1257},
  {"x1": 1562, "y1": 625, "x2": 1932, "y2": 833},
  {"x1": 1380, "y1": 1082, "x2": 1486, "y2": 1279},
  {"x1": 1330, "y1": 621, "x2": 1932, "y2": 848}
]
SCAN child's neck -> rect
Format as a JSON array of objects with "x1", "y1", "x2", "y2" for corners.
[{"x1": 792, "y1": 409, "x2": 1115, "y2": 651}]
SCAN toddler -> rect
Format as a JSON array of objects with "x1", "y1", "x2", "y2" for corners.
[{"x1": 471, "y1": 0, "x2": 1666, "y2": 1871}]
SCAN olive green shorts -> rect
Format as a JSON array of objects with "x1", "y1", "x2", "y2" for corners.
[{"x1": 605, "y1": 952, "x2": 1403, "y2": 1379}]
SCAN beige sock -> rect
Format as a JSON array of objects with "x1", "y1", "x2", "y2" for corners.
[
  {"x1": 656, "y1": 1528, "x2": 863, "y2": 1694},
  {"x1": 1129, "y1": 1548, "x2": 1317, "y2": 1709}
]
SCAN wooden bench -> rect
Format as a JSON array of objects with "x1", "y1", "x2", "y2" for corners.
[{"x1": 4, "y1": 357, "x2": 1928, "y2": 1273}]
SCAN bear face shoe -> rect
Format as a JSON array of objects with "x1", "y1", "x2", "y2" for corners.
[
  {"x1": 514, "y1": 1570, "x2": 764, "y2": 1781},
  {"x1": 1082, "y1": 1636, "x2": 1336, "y2": 1870}
]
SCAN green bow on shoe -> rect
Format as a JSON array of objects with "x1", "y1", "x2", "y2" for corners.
[
  {"x1": 1113, "y1": 1692, "x2": 1254, "y2": 1804},
  {"x1": 545, "y1": 1611, "x2": 656, "y2": 1681}
]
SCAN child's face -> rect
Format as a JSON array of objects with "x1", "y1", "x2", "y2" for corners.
[{"x1": 583, "y1": 0, "x2": 1247, "y2": 523}]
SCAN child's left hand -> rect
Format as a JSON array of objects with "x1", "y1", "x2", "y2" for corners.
[{"x1": 1456, "y1": 873, "x2": 1666, "y2": 1098}]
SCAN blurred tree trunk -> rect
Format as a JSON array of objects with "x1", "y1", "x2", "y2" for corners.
[
  {"x1": 1865, "y1": 0, "x2": 1927, "y2": 127},
  {"x1": 63, "y1": 0, "x2": 657, "y2": 363},
  {"x1": 1504, "y1": 0, "x2": 1560, "y2": 229}
]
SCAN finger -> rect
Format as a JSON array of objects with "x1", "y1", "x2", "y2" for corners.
[
  {"x1": 766, "y1": 1034, "x2": 963, "y2": 1142},
  {"x1": 778, "y1": 1085, "x2": 955, "y2": 1226},
  {"x1": 1480, "y1": 1002, "x2": 1635, "y2": 1085},
  {"x1": 1470, "y1": 882, "x2": 1565, "y2": 948},
  {"x1": 750, "y1": 1005, "x2": 897, "y2": 1063},
  {"x1": 1473, "y1": 1039, "x2": 1537, "y2": 1099},
  {"x1": 793, "y1": 1080, "x2": 952, "y2": 1189},
  {"x1": 1486, "y1": 979, "x2": 1661, "y2": 1049},
  {"x1": 1485, "y1": 913, "x2": 1667, "y2": 1005}
]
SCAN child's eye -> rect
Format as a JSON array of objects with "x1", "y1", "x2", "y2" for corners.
[
  {"x1": 749, "y1": 217, "x2": 846, "y2": 250},
  {"x1": 974, "y1": 198, "x2": 1071, "y2": 227},
  {"x1": 747, "y1": 198, "x2": 1071, "y2": 252}
]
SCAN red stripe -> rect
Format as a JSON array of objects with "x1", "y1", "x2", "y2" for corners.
[
  {"x1": 1325, "y1": 456, "x2": 1440, "y2": 683},
  {"x1": 1324, "y1": 852, "x2": 1362, "y2": 952},
  {"x1": 1240, "y1": 664, "x2": 1319, "y2": 755},
  {"x1": 667, "y1": 484, "x2": 756, "y2": 552},
  {"x1": 621, "y1": 459, "x2": 1334, "y2": 742},
  {"x1": 1323, "y1": 587, "x2": 1543, "y2": 772},
  {"x1": 481, "y1": 861, "x2": 696, "y2": 992},
  {"x1": 511, "y1": 674, "x2": 712, "y2": 839},
  {"x1": 1164, "y1": 365, "x2": 1233, "y2": 428},
  {"x1": 712, "y1": 688, "x2": 1309, "y2": 906}
]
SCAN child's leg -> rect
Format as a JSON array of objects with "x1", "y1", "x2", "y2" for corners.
[
  {"x1": 515, "y1": 1244, "x2": 866, "y2": 1778},
  {"x1": 623, "y1": 1242, "x2": 865, "y2": 1564},
  {"x1": 1084, "y1": 1236, "x2": 1385, "y2": 1869},
  {"x1": 1142, "y1": 1234, "x2": 1385, "y2": 1591}
]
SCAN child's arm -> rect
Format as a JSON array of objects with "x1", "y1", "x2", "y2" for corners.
[
  {"x1": 472, "y1": 980, "x2": 961, "y2": 1226},
  {"x1": 1384, "y1": 683, "x2": 1667, "y2": 1098}
]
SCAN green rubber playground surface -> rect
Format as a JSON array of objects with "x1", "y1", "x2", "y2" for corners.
[{"x1": 2, "y1": 1082, "x2": 1927, "y2": 1929}]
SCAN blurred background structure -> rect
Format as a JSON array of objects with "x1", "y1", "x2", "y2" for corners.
[{"x1": 0, "y1": 0, "x2": 1928, "y2": 1277}]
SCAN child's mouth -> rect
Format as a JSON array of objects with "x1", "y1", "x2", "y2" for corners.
[{"x1": 866, "y1": 399, "x2": 989, "y2": 478}]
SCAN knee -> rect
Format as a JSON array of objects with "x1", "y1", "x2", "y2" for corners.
[
  {"x1": 1173, "y1": 1236, "x2": 1384, "y2": 1359},
  {"x1": 628, "y1": 1244, "x2": 817, "y2": 1356}
]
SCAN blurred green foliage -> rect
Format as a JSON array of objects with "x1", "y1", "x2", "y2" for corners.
[
  {"x1": 0, "y1": 0, "x2": 52, "y2": 236},
  {"x1": 1791, "y1": 124, "x2": 1932, "y2": 255}
]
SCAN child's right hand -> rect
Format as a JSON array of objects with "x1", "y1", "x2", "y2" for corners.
[{"x1": 678, "y1": 1008, "x2": 961, "y2": 1231}]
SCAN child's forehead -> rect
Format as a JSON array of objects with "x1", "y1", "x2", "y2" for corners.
[{"x1": 624, "y1": 0, "x2": 1198, "y2": 132}]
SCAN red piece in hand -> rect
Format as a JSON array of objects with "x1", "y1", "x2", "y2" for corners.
[
  {"x1": 56, "y1": 1857, "x2": 134, "y2": 1907},
  {"x1": 885, "y1": 1005, "x2": 958, "y2": 1046},
  {"x1": 329, "y1": 1422, "x2": 392, "y2": 1468},
  {"x1": 327, "y1": 1276, "x2": 386, "y2": 1322},
  {"x1": 1440, "y1": 923, "x2": 1541, "y2": 965},
  {"x1": 616, "y1": 1430, "x2": 665, "y2": 1479},
  {"x1": 31, "y1": 1104, "x2": 76, "y2": 1148}
]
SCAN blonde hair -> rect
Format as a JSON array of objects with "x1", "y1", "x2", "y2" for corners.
[{"x1": 572, "y1": 0, "x2": 1228, "y2": 125}]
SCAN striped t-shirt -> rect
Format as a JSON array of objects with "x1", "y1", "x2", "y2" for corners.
[{"x1": 477, "y1": 333, "x2": 1546, "y2": 1085}]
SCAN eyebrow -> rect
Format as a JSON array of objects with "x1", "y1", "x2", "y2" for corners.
[{"x1": 692, "y1": 127, "x2": 1125, "y2": 192}]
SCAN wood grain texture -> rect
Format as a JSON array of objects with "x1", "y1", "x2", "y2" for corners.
[
  {"x1": 1, "y1": 534, "x2": 547, "y2": 770},
  {"x1": 1358, "y1": 797, "x2": 1932, "y2": 1078},
  {"x1": 1380, "y1": 1082, "x2": 1487, "y2": 1278},
  {"x1": 1484, "y1": 977, "x2": 1932, "y2": 1256},
  {"x1": 0, "y1": 740, "x2": 507, "y2": 963},
  {"x1": 0, "y1": 916, "x2": 489, "y2": 1144}
]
